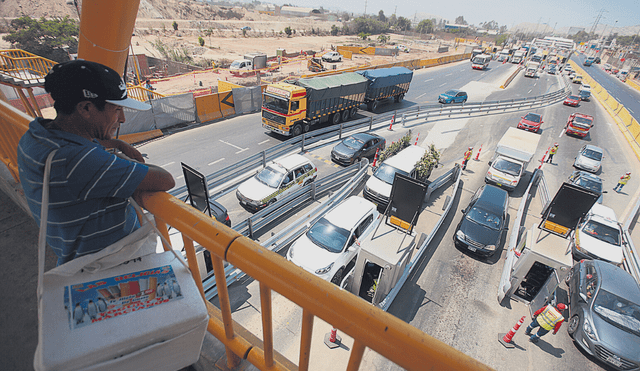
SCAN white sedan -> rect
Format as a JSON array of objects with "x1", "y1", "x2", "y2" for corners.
[
  {"x1": 287, "y1": 196, "x2": 380, "y2": 285},
  {"x1": 321, "y1": 51, "x2": 342, "y2": 63},
  {"x1": 580, "y1": 83, "x2": 591, "y2": 92}
]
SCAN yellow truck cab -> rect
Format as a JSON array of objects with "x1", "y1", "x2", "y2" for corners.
[{"x1": 262, "y1": 83, "x2": 308, "y2": 136}]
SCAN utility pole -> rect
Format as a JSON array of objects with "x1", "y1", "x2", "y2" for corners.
[{"x1": 364, "y1": 0, "x2": 367, "y2": 16}]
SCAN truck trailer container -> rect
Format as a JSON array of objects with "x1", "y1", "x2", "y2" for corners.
[
  {"x1": 262, "y1": 67, "x2": 412, "y2": 136},
  {"x1": 356, "y1": 67, "x2": 413, "y2": 112}
]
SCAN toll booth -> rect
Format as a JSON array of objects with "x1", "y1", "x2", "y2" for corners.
[
  {"x1": 349, "y1": 173, "x2": 427, "y2": 306},
  {"x1": 506, "y1": 182, "x2": 599, "y2": 315}
]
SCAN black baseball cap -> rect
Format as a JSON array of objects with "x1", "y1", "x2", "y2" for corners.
[{"x1": 44, "y1": 59, "x2": 151, "y2": 111}]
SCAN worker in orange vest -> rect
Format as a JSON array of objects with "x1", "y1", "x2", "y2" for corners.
[
  {"x1": 462, "y1": 147, "x2": 473, "y2": 170},
  {"x1": 546, "y1": 143, "x2": 558, "y2": 164},
  {"x1": 614, "y1": 172, "x2": 631, "y2": 193},
  {"x1": 525, "y1": 303, "x2": 566, "y2": 343}
]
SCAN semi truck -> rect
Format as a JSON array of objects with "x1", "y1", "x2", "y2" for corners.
[
  {"x1": 261, "y1": 67, "x2": 412, "y2": 136},
  {"x1": 485, "y1": 127, "x2": 541, "y2": 192}
]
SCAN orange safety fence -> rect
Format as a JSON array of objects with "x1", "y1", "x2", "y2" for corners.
[
  {"x1": 0, "y1": 99, "x2": 30, "y2": 182},
  {"x1": 0, "y1": 49, "x2": 56, "y2": 83}
]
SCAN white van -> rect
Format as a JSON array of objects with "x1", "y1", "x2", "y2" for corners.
[{"x1": 363, "y1": 145, "x2": 426, "y2": 208}]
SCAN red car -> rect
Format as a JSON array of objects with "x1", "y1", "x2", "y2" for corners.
[
  {"x1": 564, "y1": 95, "x2": 580, "y2": 107},
  {"x1": 565, "y1": 113, "x2": 594, "y2": 138},
  {"x1": 517, "y1": 112, "x2": 543, "y2": 133}
]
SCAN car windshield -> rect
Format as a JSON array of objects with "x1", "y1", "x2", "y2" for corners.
[
  {"x1": 492, "y1": 158, "x2": 522, "y2": 176},
  {"x1": 573, "y1": 116, "x2": 593, "y2": 127},
  {"x1": 444, "y1": 90, "x2": 457, "y2": 96},
  {"x1": 342, "y1": 136, "x2": 364, "y2": 150},
  {"x1": 524, "y1": 113, "x2": 541, "y2": 123},
  {"x1": 582, "y1": 220, "x2": 620, "y2": 245},
  {"x1": 373, "y1": 163, "x2": 409, "y2": 185},
  {"x1": 230, "y1": 61, "x2": 243, "y2": 68},
  {"x1": 573, "y1": 175, "x2": 602, "y2": 193},
  {"x1": 466, "y1": 207, "x2": 502, "y2": 230},
  {"x1": 593, "y1": 290, "x2": 640, "y2": 336},
  {"x1": 582, "y1": 84, "x2": 591, "y2": 89},
  {"x1": 256, "y1": 165, "x2": 284, "y2": 188},
  {"x1": 306, "y1": 218, "x2": 350, "y2": 253},
  {"x1": 263, "y1": 95, "x2": 290, "y2": 114},
  {"x1": 582, "y1": 148, "x2": 603, "y2": 161}
]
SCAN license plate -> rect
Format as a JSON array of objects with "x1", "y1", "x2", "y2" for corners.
[
  {"x1": 604, "y1": 355, "x2": 623, "y2": 367},
  {"x1": 468, "y1": 246, "x2": 477, "y2": 252}
]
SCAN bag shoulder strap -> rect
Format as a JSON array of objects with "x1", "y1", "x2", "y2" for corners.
[{"x1": 37, "y1": 149, "x2": 58, "y2": 300}]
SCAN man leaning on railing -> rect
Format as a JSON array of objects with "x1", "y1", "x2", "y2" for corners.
[{"x1": 17, "y1": 60, "x2": 174, "y2": 266}]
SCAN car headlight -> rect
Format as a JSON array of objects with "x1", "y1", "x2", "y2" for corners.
[
  {"x1": 456, "y1": 230, "x2": 466, "y2": 241},
  {"x1": 485, "y1": 244, "x2": 497, "y2": 251},
  {"x1": 583, "y1": 318, "x2": 597, "y2": 340},
  {"x1": 315, "y1": 263, "x2": 333, "y2": 275}
]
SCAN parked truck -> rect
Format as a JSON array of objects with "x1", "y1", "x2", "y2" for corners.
[
  {"x1": 511, "y1": 50, "x2": 526, "y2": 64},
  {"x1": 485, "y1": 127, "x2": 541, "y2": 192},
  {"x1": 261, "y1": 67, "x2": 412, "y2": 136},
  {"x1": 229, "y1": 52, "x2": 267, "y2": 76},
  {"x1": 356, "y1": 67, "x2": 413, "y2": 112}
]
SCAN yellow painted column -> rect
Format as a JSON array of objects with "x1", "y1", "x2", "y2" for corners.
[{"x1": 77, "y1": 0, "x2": 141, "y2": 75}]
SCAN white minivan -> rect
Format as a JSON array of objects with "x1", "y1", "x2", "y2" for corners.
[{"x1": 363, "y1": 145, "x2": 426, "y2": 208}]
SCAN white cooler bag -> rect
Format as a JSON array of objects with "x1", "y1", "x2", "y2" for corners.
[{"x1": 34, "y1": 151, "x2": 209, "y2": 371}]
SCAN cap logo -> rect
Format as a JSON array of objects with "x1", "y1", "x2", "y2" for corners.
[
  {"x1": 118, "y1": 80, "x2": 127, "y2": 99},
  {"x1": 83, "y1": 89, "x2": 98, "y2": 99}
]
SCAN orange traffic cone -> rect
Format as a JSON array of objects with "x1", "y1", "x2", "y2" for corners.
[
  {"x1": 474, "y1": 144, "x2": 482, "y2": 160},
  {"x1": 499, "y1": 316, "x2": 526, "y2": 348},
  {"x1": 414, "y1": 132, "x2": 420, "y2": 146},
  {"x1": 372, "y1": 148, "x2": 380, "y2": 167}
]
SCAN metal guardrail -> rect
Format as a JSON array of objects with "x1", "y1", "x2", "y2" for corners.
[
  {"x1": 623, "y1": 197, "x2": 640, "y2": 283},
  {"x1": 201, "y1": 160, "x2": 370, "y2": 300},
  {"x1": 0, "y1": 49, "x2": 56, "y2": 86}
]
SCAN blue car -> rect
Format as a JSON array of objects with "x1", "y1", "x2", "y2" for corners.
[{"x1": 438, "y1": 89, "x2": 468, "y2": 104}]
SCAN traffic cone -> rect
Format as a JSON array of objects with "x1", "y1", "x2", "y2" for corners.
[
  {"x1": 474, "y1": 144, "x2": 482, "y2": 160},
  {"x1": 388, "y1": 114, "x2": 395, "y2": 131},
  {"x1": 499, "y1": 316, "x2": 526, "y2": 348},
  {"x1": 324, "y1": 327, "x2": 341, "y2": 349},
  {"x1": 372, "y1": 148, "x2": 380, "y2": 167},
  {"x1": 538, "y1": 146, "x2": 550, "y2": 169},
  {"x1": 414, "y1": 132, "x2": 420, "y2": 146}
]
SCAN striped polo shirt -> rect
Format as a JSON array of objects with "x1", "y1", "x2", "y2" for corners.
[{"x1": 18, "y1": 118, "x2": 149, "y2": 266}]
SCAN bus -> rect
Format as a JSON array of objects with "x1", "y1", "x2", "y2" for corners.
[{"x1": 471, "y1": 54, "x2": 491, "y2": 70}]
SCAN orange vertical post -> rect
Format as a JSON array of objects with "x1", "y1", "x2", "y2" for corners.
[{"x1": 77, "y1": 0, "x2": 141, "y2": 75}]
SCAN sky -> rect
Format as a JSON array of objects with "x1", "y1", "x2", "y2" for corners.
[{"x1": 268, "y1": 0, "x2": 638, "y2": 31}]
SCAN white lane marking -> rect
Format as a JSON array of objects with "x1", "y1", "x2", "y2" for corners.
[
  {"x1": 528, "y1": 89, "x2": 533, "y2": 94},
  {"x1": 439, "y1": 82, "x2": 447, "y2": 87},
  {"x1": 219, "y1": 139, "x2": 247, "y2": 151},
  {"x1": 208, "y1": 158, "x2": 225, "y2": 166},
  {"x1": 258, "y1": 139, "x2": 271, "y2": 145},
  {"x1": 416, "y1": 93, "x2": 426, "y2": 99},
  {"x1": 445, "y1": 73, "x2": 452, "y2": 77},
  {"x1": 161, "y1": 161, "x2": 174, "y2": 168},
  {"x1": 425, "y1": 78, "x2": 433, "y2": 82}
]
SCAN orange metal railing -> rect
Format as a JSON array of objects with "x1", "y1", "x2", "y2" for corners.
[
  {"x1": 0, "y1": 100, "x2": 30, "y2": 182},
  {"x1": 126, "y1": 85, "x2": 165, "y2": 102},
  {"x1": 140, "y1": 191, "x2": 493, "y2": 371},
  {"x1": 0, "y1": 49, "x2": 56, "y2": 84}
]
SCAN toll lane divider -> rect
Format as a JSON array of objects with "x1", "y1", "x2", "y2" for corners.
[{"x1": 570, "y1": 60, "x2": 640, "y2": 284}]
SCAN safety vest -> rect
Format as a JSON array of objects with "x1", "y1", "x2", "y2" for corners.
[
  {"x1": 536, "y1": 306, "x2": 564, "y2": 331},
  {"x1": 549, "y1": 146, "x2": 558, "y2": 155},
  {"x1": 619, "y1": 175, "x2": 631, "y2": 185},
  {"x1": 464, "y1": 150, "x2": 472, "y2": 161}
]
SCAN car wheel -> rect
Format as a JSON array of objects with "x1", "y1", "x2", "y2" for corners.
[
  {"x1": 303, "y1": 122, "x2": 310, "y2": 133},
  {"x1": 332, "y1": 112, "x2": 341, "y2": 125},
  {"x1": 292, "y1": 124, "x2": 303, "y2": 137},
  {"x1": 394, "y1": 94, "x2": 405, "y2": 103},
  {"x1": 371, "y1": 100, "x2": 379, "y2": 112},
  {"x1": 350, "y1": 106, "x2": 358, "y2": 117},
  {"x1": 567, "y1": 315, "x2": 580, "y2": 337},
  {"x1": 331, "y1": 268, "x2": 344, "y2": 285},
  {"x1": 342, "y1": 109, "x2": 350, "y2": 122}
]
